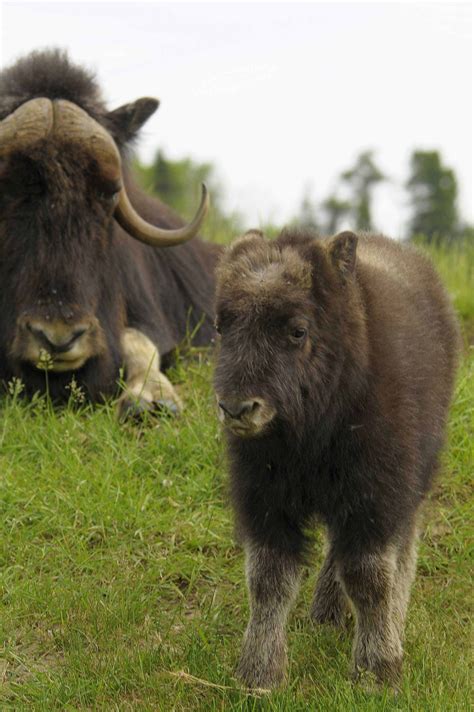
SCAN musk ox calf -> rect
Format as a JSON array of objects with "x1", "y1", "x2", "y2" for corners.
[{"x1": 214, "y1": 229, "x2": 460, "y2": 689}]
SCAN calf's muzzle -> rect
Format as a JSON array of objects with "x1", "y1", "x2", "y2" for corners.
[
  {"x1": 217, "y1": 395, "x2": 276, "y2": 437},
  {"x1": 218, "y1": 398, "x2": 260, "y2": 420}
]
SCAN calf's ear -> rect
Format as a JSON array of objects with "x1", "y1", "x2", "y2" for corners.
[
  {"x1": 106, "y1": 97, "x2": 160, "y2": 144},
  {"x1": 227, "y1": 229, "x2": 265, "y2": 258},
  {"x1": 328, "y1": 231, "x2": 358, "y2": 280}
]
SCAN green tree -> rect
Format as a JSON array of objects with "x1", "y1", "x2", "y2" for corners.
[
  {"x1": 149, "y1": 150, "x2": 218, "y2": 218},
  {"x1": 133, "y1": 150, "x2": 242, "y2": 243},
  {"x1": 320, "y1": 195, "x2": 352, "y2": 234},
  {"x1": 341, "y1": 150, "x2": 385, "y2": 231},
  {"x1": 294, "y1": 188, "x2": 352, "y2": 235},
  {"x1": 296, "y1": 187, "x2": 321, "y2": 231},
  {"x1": 406, "y1": 150, "x2": 459, "y2": 243}
]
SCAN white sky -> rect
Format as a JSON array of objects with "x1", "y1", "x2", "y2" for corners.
[{"x1": 0, "y1": 1, "x2": 472, "y2": 235}]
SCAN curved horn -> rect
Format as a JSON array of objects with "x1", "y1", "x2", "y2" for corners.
[
  {"x1": 55, "y1": 100, "x2": 210, "y2": 246},
  {"x1": 114, "y1": 183, "x2": 210, "y2": 247},
  {"x1": 0, "y1": 97, "x2": 209, "y2": 247},
  {"x1": 54, "y1": 100, "x2": 122, "y2": 180},
  {"x1": 0, "y1": 98, "x2": 53, "y2": 157}
]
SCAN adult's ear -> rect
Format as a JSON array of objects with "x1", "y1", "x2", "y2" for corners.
[
  {"x1": 106, "y1": 97, "x2": 159, "y2": 144},
  {"x1": 328, "y1": 231, "x2": 358, "y2": 280}
]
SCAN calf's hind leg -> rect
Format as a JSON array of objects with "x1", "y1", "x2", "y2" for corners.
[
  {"x1": 311, "y1": 539, "x2": 349, "y2": 627},
  {"x1": 236, "y1": 544, "x2": 301, "y2": 689},
  {"x1": 117, "y1": 328, "x2": 183, "y2": 420},
  {"x1": 338, "y1": 546, "x2": 403, "y2": 686}
]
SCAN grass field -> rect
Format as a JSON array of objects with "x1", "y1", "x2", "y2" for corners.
[{"x1": 1, "y1": 242, "x2": 472, "y2": 710}]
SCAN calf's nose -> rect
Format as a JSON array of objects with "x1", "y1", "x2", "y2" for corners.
[{"x1": 218, "y1": 399, "x2": 261, "y2": 420}]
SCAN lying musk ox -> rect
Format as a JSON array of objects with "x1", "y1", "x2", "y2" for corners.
[
  {"x1": 0, "y1": 50, "x2": 219, "y2": 415},
  {"x1": 214, "y1": 229, "x2": 460, "y2": 688}
]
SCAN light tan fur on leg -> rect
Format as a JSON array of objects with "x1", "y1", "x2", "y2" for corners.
[
  {"x1": 236, "y1": 544, "x2": 301, "y2": 689},
  {"x1": 392, "y1": 517, "x2": 420, "y2": 641},
  {"x1": 338, "y1": 546, "x2": 403, "y2": 686},
  {"x1": 118, "y1": 327, "x2": 183, "y2": 417}
]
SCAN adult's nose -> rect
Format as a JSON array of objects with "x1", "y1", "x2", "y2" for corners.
[{"x1": 26, "y1": 320, "x2": 89, "y2": 354}]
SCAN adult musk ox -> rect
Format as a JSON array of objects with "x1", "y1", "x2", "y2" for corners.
[
  {"x1": 214, "y1": 229, "x2": 460, "y2": 689},
  {"x1": 0, "y1": 49, "x2": 219, "y2": 415}
]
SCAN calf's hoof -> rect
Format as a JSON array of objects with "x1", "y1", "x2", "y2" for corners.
[
  {"x1": 352, "y1": 654, "x2": 403, "y2": 690},
  {"x1": 235, "y1": 644, "x2": 287, "y2": 690}
]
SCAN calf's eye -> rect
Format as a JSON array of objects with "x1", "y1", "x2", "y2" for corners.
[{"x1": 291, "y1": 327, "x2": 307, "y2": 341}]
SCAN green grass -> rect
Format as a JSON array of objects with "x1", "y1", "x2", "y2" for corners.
[
  {"x1": 415, "y1": 237, "x2": 474, "y2": 342},
  {"x1": 0, "y1": 245, "x2": 472, "y2": 710}
]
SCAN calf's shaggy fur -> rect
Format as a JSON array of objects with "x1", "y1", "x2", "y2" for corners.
[{"x1": 213, "y1": 229, "x2": 460, "y2": 689}]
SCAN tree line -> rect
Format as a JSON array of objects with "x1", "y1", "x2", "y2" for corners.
[
  {"x1": 297, "y1": 149, "x2": 471, "y2": 243},
  {"x1": 134, "y1": 148, "x2": 472, "y2": 244}
]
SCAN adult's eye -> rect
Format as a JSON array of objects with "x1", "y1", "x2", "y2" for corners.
[
  {"x1": 94, "y1": 175, "x2": 122, "y2": 204},
  {"x1": 98, "y1": 188, "x2": 120, "y2": 204}
]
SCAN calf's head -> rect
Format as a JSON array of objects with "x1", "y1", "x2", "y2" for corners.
[{"x1": 214, "y1": 229, "x2": 365, "y2": 438}]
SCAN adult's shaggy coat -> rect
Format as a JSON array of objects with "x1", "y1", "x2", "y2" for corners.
[
  {"x1": 214, "y1": 229, "x2": 460, "y2": 688},
  {"x1": 0, "y1": 50, "x2": 219, "y2": 414}
]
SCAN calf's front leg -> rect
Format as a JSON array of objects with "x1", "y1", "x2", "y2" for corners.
[
  {"x1": 236, "y1": 543, "x2": 301, "y2": 689},
  {"x1": 392, "y1": 518, "x2": 420, "y2": 641},
  {"x1": 338, "y1": 546, "x2": 403, "y2": 686}
]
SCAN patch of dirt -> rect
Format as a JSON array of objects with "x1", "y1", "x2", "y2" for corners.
[{"x1": 1, "y1": 624, "x2": 65, "y2": 687}]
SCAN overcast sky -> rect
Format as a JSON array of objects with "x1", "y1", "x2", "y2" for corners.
[{"x1": 0, "y1": 1, "x2": 472, "y2": 235}]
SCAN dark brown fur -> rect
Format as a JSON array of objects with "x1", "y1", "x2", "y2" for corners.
[
  {"x1": 0, "y1": 49, "x2": 219, "y2": 402},
  {"x1": 214, "y1": 228, "x2": 460, "y2": 688}
]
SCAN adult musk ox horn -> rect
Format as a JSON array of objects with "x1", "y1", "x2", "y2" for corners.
[
  {"x1": 54, "y1": 102, "x2": 210, "y2": 245},
  {"x1": 0, "y1": 98, "x2": 209, "y2": 247},
  {"x1": 114, "y1": 183, "x2": 209, "y2": 247},
  {"x1": 54, "y1": 99, "x2": 123, "y2": 182},
  {"x1": 0, "y1": 98, "x2": 54, "y2": 155}
]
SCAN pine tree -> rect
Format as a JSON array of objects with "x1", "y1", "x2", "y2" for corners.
[
  {"x1": 406, "y1": 151, "x2": 458, "y2": 242},
  {"x1": 341, "y1": 151, "x2": 385, "y2": 231}
]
